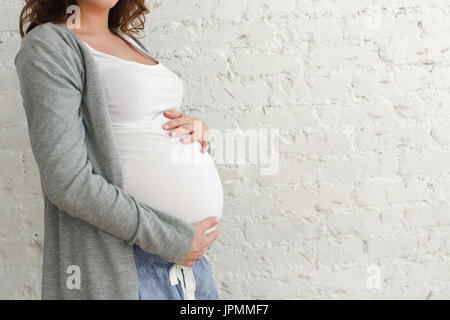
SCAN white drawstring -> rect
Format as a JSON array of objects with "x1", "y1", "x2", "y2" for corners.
[{"x1": 168, "y1": 264, "x2": 196, "y2": 300}]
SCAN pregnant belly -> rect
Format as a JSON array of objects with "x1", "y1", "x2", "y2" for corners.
[{"x1": 113, "y1": 120, "x2": 224, "y2": 228}]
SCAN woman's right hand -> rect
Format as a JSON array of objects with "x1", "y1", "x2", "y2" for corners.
[{"x1": 179, "y1": 217, "x2": 220, "y2": 267}]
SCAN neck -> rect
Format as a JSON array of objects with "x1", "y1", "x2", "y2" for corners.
[{"x1": 73, "y1": 3, "x2": 112, "y2": 36}]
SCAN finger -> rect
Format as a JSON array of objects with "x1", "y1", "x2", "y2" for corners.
[
  {"x1": 203, "y1": 127, "x2": 211, "y2": 141},
  {"x1": 163, "y1": 109, "x2": 183, "y2": 119},
  {"x1": 204, "y1": 230, "x2": 219, "y2": 246},
  {"x1": 201, "y1": 140, "x2": 209, "y2": 153},
  {"x1": 181, "y1": 132, "x2": 202, "y2": 144},
  {"x1": 200, "y1": 216, "x2": 220, "y2": 232},
  {"x1": 181, "y1": 134, "x2": 195, "y2": 144},
  {"x1": 181, "y1": 262, "x2": 194, "y2": 267},
  {"x1": 170, "y1": 125, "x2": 193, "y2": 138},
  {"x1": 163, "y1": 117, "x2": 189, "y2": 130},
  {"x1": 181, "y1": 258, "x2": 196, "y2": 267},
  {"x1": 181, "y1": 128, "x2": 203, "y2": 144}
]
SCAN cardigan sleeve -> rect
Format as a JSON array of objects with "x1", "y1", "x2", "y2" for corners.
[{"x1": 15, "y1": 37, "x2": 195, "y2": 264}]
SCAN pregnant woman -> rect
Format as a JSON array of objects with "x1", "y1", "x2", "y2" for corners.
[{"x1": 16, "y1": 0, "x2": 223, "y2": 300}]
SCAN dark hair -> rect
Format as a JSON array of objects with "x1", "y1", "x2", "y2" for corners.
[{"x1": 19, "y1": 0, "x2": 149, "y2": 38}]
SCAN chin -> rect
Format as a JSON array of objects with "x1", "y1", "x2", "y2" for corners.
[{"x1": 79, "y1": 0, "x2": 120, "y2": 10}]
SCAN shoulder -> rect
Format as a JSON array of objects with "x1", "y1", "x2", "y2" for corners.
[
  {"x1": 21, "y1": 23, "x2": 75, "y2": 48},
  {"x1": 15, "y1": 23, "x2": 84, "y2": 77},
  {"x1": 16, "y1": 23, "x2": 82, "y2": 64},
  {"x1": 15, "y1": 23, "x2": 85, "y2": 90}
]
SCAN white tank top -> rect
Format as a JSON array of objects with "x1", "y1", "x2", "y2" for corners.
[{"x1": 83, "y1": 30, "x2": 223, "y2": 229}]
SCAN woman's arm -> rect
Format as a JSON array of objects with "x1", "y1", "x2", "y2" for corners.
[{"x1": 15, "y1": 37, "x2": 195, "y2": 264}]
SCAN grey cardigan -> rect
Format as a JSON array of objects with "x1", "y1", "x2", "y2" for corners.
[{"x1": 15, "y1": 22, "x2": 196, "y2": 300}]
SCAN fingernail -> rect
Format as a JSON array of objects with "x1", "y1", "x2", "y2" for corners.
[
  {"x1": 163, "y1": 124, "x2": 169, "y2": 129},
  {"x1": 215, "y1": 217, "x2": 220, "y2": 223},
  {"x1": 170, "y1": 131, "x2": 176, "y2": 136}
]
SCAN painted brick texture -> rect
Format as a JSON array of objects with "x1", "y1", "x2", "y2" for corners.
[{"x1": 1, "y1": 0, "x2": 450, "y2": 299}]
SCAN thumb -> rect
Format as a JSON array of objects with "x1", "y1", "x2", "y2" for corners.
[{"x1": 163, "y1": 109, "x2": 183, "y2": 119}]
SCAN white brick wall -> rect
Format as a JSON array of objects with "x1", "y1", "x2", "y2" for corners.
[{"x1": 1, "y1": 0, "x2": 450, "y2": 299}]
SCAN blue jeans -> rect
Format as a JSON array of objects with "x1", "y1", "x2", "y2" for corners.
[{"x1": 133, "y1": 245, "x2": 220, "y2": 300}]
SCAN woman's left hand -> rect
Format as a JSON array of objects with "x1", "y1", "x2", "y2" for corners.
[{"x1": 163, "y1": 110, "x2": 210, "y2": 153}]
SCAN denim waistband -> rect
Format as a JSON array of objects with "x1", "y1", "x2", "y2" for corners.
[
  {"x1": 133, "y1": 244, "x2": 196, "y2": 299},
  {"x1": 133, "y1": 245, "x2": 173, "y2": 266}
]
